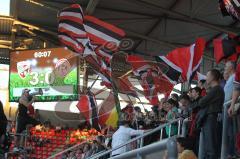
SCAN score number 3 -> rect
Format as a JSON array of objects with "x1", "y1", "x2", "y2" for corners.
[{"x1": 29, "y1": 71, "x2": 55, "y2": 85}]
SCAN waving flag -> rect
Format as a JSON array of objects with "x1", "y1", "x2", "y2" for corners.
[
  {"x1": 76, "y1": 93, "x2": 101, "y2": 131},
  {"x1": 191, "y1": 38, "x2": 206, "y2": 76},
  {"x1": 84, "y1": 15, "x2": 126, "y2": 88},
  {"x1": 58, "y1": 4, "x2": 125, "y2": 88},
  {"x1": 213, "y1": 38, "x2": 240, "y2": 63},
  {"x1": 158, "y1": 38, "x2": 206, "y2": 82},
  {"x1": 112, "y1": 76, "x2": 137, "y2": 97},
  {"x1": 76, "y1": 92, "x2": 120, "y2": 129},
  {"x1": 155, "y1": 56, "x2": 182, "y2": 84},
  {"x1": 58, "y1": 4, "x2": 87, "y2": 53},
  {"x1": 84, "y1": 15, "x2": 126, "y2": 63},
  {"x1": 98, "y1": 91, "x2": 119, "y2": 128},
  {"x1": 139, "y1": 70, "x2": 160, "y2": 105},
  {"x1": 219, "y1": 0, "x2": 240, "y2": 20},
  {"x1": 58, "y1": 4, "x2": 126, "y2": 127},
  {"x1": 127, "y1": 38, "x2": 205, "y2": 105},
  {"x1": 127, "y1": 55, "x2": 173, "y2": 105}
]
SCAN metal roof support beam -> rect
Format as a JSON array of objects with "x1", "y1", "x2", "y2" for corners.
[
  {"x1": 97, "y1": 7, "x2": 159, "y2": 18},
  {"x1": 22, "y1": 28, "x2": 59, "y2": 45},
  {"x1": 10, "y1": 0, "x2": 19, "y2": 49},
  {"x1": 85, "y1": 0, "x2": 100, "y2": 15},
  {"x1": 13, "y1": 20, "x2": 57, "y2": 36},
  {"x1": 206, "y1": 20, "x2": 239, "y2": 48},
  {"x1": 0, "y1": 16, "x2": 57, "y2": 39},
  {"x1": 135, "y1": 0, "x2": 239, "y2": 35},
  {"x1": 125, "y1": 29, "x2": 178, "y2": 49},
  {"x1": 37, "y1": 0, "x2": 161, "y2": 18},
  {"x1": 9, "y1": 16, "x2": 214, "y2": 61},
  {"x1": 0, "y1": 15, "x2": 14, "y2": 21},
  {"x1": 0, "y1": 40, "x2": 12, "y2": 46},
  {"x1": 132, "y1": 0, "x2": 181, "y2": 50},
  {"x1": 0, "y1": 45, "x2": 11, "y2": 49},
  {"x1": 24, "y1": 0, "x2": 59, "y2": 11}
]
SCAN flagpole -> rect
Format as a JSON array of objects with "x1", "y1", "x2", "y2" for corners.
[
  {"x1": 136, "y1": 96, "x2": 147, "y2": 112},
  {"x1": 111, "y1": 79, "x2": 121, "y2": 123},
  {"x1": 82, "y1": 60, "x2": 88, "y2": 94},
  {"x1": 127, "y1": 94, "x2": 134, "y2": 105},
  {"x1": 88, "y1": 75, "x2": 99, "y2": 90}
]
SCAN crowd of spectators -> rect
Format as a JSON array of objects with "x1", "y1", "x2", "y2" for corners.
[
  {"x1": 1, "y1": 62, "x2": 240, "y2": 159},
  {"x1": 58, "y1": 66, "x2": 240, "y2": 159},
  {"x1": 110, "y1": 67, "x2": 240, "y2": 159}
]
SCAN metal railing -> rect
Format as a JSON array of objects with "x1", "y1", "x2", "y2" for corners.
[
  {"x1": 47, "y1": 141, "x2": 89, "y2": 159},
  {"x1": 111, "y1": 138, "x2": 177, "y2": 159},
  {"x1": 47, "y1": 99, "x2": 237, "y2": 159},
  {"x1": 89, "y1": 118, "x2": 182, "y2": 159},
  {"x1": 181, "y1": 118, "x2": 189, "y2": 138}
]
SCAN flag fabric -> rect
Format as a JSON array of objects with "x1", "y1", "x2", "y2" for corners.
[
  {"x1": 213, "y1": 38, "x2": 240, "y2": 63},
  {"x1": 127, "y1": 55, "x2": 159, "y2": 105},
  {"x1": 155, "y1": 56, "x2": 182, "y2": 84},
  {"x1": 76, "y1": 91, "x2": 120, "y2": 129},
  {"x1": 84, "y1": 15, "x2": 126, "y2": 88},
  {"x1": 157, "y1": 38, "x2": 206, "y2": 82},
  {"x1": 58, "y1": 4, "x2": 125, "y2": 88},
  {"x1": 219, "y1": 0, "x2": 240, "y2": 20},
  {"x1": 111, "y1": 52, "x2": 137, "y2": 96},
  {"x1": 76, "y1": 93, "x2": 101, "y2": 131},
  {"x1": 192, "y1": 71, "x2": 206, "y2": 81},
  {"x1": 139, "y1": 70, "x2": 160, "y2": 105},
  {"x1": 58, "y1": 4, "x2": 87, "y2": 54},
  {"x1": 113, "y1": 76, "x2": 137, "y2": 97},
  {"x1": 196, "y1": 72, "x2": 206, "y2": 81},
  {"x1": 191, "y1": 38, "x2": 206, "y2": 76},
  {"x1": 127, "y1": 55, "x2": 174, "y2": 105},
  {"x1": 127, "y1": 38, "x2": 206, "y2": 105},
  {"x1": 84, "y1": 15, "x2": 125, "y2": 63},
  {"x1": 57, "y1": 4, "x2": 106, "y2": 82},
  {"x1": 98, "y1": 91, "x2": 119, "y2": 128}
]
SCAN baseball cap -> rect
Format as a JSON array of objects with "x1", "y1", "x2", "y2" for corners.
[{"x1": 22, "y1": 88, "x2": 31, "y2": 95}]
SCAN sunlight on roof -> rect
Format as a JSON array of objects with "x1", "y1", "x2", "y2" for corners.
[{"x1": 0, "y1": 0, "x2": 10, "y2": 16}]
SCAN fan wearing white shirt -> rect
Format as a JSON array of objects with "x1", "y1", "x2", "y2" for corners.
[{"x1": 111, "y1": 120, "x2": 144, "y2": 157}]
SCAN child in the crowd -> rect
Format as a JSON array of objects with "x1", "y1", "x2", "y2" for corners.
[
  {"x1": 165, "y1": 99, "x2": 178, "y2": 137},
  {"x1": 177, "y1": 137, "x2": 197, "y2": 159}
]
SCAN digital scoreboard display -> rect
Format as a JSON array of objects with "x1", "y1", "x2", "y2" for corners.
[{"x1": 9, "y1": 48, "x2": 78, "y2": 102}]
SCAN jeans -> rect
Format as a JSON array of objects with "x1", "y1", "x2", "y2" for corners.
[{"x1": 202, "y1": 114, "x2": 221, "y2": 159}]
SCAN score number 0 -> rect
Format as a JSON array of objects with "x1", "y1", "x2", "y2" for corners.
[{"x1": 29, "y1": 71, "x2": 55, "y2": 85}]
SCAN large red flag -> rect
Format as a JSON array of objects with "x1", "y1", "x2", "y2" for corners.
[
  {"x1": 213, "y1": 38, "x2": 240, "y2": 64},
  {"x1": 76, "y1": 93, "x2": 100, "y2": 131},
  {"x1": 127, "y1": 55, "x2": 174, "y2": 105},
  {"x1": 158, "y1": 38, "x2": 206, "y2": 82},
  {"x1": 84, "y1": 15, "x2": 125, "y2": 63},
  {"x1": 98, "y1": 92, "x2": 119, "y2": 128}
]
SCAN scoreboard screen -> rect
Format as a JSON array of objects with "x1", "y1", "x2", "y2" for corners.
[{"x1": 9, "y1": 48, "x2": 78, "y2": 102}]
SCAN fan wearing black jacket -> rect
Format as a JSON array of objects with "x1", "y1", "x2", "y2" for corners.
[
  {"x1": 190, "y1": 69, "x2": 224, "y2": 159},
  {"x1": 0, "y1": 100, "x2": 7, "y2": 150}
]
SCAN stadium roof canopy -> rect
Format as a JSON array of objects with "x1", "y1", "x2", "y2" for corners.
[
  {"x1": 1, "y1": 0, "x2": 240, "y2": 71},
  {"x1": 1, "y1": 0, "x2": 240, "y2": 108}
]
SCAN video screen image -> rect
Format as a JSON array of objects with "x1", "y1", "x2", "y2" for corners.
[{"x1": 9, "y1": 48, "x2": 78, "y2": 102}]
